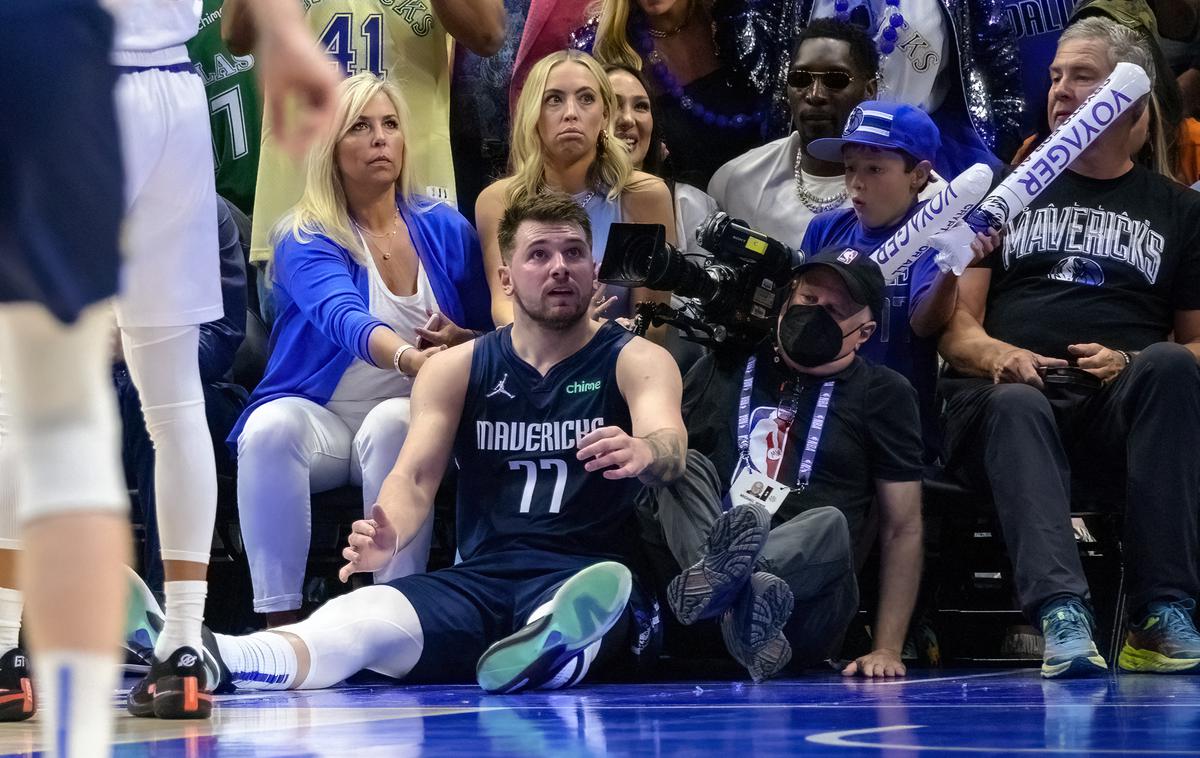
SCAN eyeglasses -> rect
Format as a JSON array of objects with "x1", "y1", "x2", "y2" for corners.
[{"x1": 786, "y1": 70, "x2": 856, "y2": 91}]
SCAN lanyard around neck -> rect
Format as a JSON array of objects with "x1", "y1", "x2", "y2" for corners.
[{"x1": 737, "y1": 355, "x2": 835, "y2": 490}]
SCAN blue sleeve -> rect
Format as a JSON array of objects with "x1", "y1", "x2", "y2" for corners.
[
  {"x1": 455, "y1": 217, "x2": 495, "y2": 333},
  {"x1": 800, "y1": 214, "x2": 832, "y2": 258},
  {"x1": 198, "y1": 198, "x2": 249, "y2": 384},
  {"x1": 274, "y1": 233, "x2": 388, "y2": 365},
  {"x1": 906, "y1": 248, "x2": 944, "y2": 318},
  {"x1": 412, "y1": 201, "x2": 494, "y2": 333}
]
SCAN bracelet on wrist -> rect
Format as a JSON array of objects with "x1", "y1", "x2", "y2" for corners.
[
  {"x1": 1115, "y1": 349, "x2": 1131, "y2": 367},
  {"x1": 393, "y1": 344, "x2": 416, "y2": 374}
]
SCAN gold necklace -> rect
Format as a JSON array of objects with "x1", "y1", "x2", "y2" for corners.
[{"x1": 354, "y1": 209, "x2": 400, "y2": 260}]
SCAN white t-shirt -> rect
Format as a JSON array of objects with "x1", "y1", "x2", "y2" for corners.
[
  {"x1": 675, "y1": 182, "x2": 720, "y2": 253},
  {"x1": 709, "y1": 131, "x2": 945, "y2": 253},
  {"x1": 671, "y1": 183, "x2": 720, "y2": 311},
  {"x1": 708, "y1": 133, "x2": 851, "y2": 250},
  {"x1": 329, "y1": 253, "x2": 438, "y2": 404},
  {"x1": 110, "y1": 0, "x2": 201, "y2": 65}
]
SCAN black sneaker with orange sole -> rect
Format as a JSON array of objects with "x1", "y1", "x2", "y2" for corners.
[
  {"x1": 127, "y1": 646, "x2": 213, "y2": 719},
  {"x1": 0, "y1": 648, "x2": 34, "y2": 722}
]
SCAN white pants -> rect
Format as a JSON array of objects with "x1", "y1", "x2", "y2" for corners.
[{"x1": 236, "y1": 396, "x2": 430, "y2": 613}]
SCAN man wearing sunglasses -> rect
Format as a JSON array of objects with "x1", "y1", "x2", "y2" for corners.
[
  {"x1": 800, "y1": 100, "x2": 998, "y2": 462},
  {"x1": 708, "y1": 19, "x2": 879, "y2": 250}
]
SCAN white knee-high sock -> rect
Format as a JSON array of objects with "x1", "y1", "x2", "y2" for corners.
[
  {"x1": 0, "y1": 387, "x2": 22, "y2": 554},
  {"x1": 155, "y1": 581, "x2": 206, "y2": 660},
  {"x1": 287, "y1": 585, "x2": 424, "y2": 690},
  {"x1": 214, "y1": 630, "x2": 298, "y2": 691},
  {"x1": 39, "y1": 652, "x2": 121, "y2": 758}
]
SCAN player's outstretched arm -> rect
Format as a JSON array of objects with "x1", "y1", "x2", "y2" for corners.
[
  {"x1": 339, "y1": 344, "x2": 473, "y2": 582},
  {"x1": 248, "y1": 0, "x2": 340, "y2": 158},
  {"x1": 577, "y1": 337, "x2": 687, "y2": 486}
]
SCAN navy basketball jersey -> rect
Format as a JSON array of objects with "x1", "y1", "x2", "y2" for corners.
[{"x1": 454, "y1": 322, "x2": 638, "y2": 562}]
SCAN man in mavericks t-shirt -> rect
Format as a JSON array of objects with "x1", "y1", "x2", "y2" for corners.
[{"x1": 938, "y1": 17, "x2": 1200, "y2": 680}]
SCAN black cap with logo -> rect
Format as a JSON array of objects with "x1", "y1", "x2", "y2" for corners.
[{"x1": 791, "y1": 246, "x2": 886, "y2": 320}]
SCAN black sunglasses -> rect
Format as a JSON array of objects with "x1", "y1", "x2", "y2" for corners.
[{"x1": 787, "y1": 70, "x2": 855, "y2": 91}]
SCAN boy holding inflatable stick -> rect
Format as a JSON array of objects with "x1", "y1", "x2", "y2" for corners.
[{"x1": 800, "y1": 102, "x2": 999, "y2": 459}]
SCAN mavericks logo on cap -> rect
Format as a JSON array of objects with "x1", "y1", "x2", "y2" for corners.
[{"x1": 844, "y1": 107, "x2": 865, "y2": 136}]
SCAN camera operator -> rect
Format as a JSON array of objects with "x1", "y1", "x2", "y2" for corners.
[{"x1": 638, "y1": 247, "x2": 924, "y2": 680}]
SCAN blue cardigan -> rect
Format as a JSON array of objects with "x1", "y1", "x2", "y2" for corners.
[{"x1": 227, "y1": 197, "x2": 493, "y2": 449}]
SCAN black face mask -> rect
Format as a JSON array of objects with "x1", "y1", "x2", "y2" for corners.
[{"x1": 777, "y1": 304, "x2": 865, "y2": 368}]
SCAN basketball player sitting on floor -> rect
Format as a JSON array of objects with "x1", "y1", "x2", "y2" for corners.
[{"x1": 128, "y1": 190, "x2": 686, "y2": 693}]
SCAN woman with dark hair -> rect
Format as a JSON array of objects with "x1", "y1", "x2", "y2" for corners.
[
  {"x1": 605, "y1": 63, "x2": 716, "y2": 256},
  {"x1": 576, "y1": 0, "x2": 787, "y2": 188},
  {"x1": 606, "y1": 62, "x2": 715, "y2": 367}
]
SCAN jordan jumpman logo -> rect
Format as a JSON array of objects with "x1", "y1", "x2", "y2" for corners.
[{"x1": 487, "y1": 373, "x2": 516, "y2": 400}]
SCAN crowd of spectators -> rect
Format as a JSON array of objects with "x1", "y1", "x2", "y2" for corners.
[{"x1": 10, "y1": 0, "x2": 1200, "y2": 694}]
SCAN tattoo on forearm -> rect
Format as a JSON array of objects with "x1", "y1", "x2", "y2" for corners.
[{"x1": 639, "y1": 429, "x2": 686, "y2": 486}]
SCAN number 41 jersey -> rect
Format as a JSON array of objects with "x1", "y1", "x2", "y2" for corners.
[{"x1": 454, "y1": 322, "x2": 639, "y2": 563}]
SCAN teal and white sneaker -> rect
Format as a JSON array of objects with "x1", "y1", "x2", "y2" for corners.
[
  {"x1": 475, "y1": 561, "x2": 632, "y2": 694},
  {"x1": 1040, "y1": 596, "x2": 1108, "y2": 679},
  {"x1": 124, "y1": 567, "x2": 164, "y2": 667},
  {"x1": 123, "y1": 568, "x2": 228, "y2": 693}
]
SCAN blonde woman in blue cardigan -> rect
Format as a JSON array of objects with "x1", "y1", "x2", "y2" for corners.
[{"x1": 230, "y1": 74, "x2": 492, "y2": 627}]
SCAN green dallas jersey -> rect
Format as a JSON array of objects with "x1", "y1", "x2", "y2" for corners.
[{"x1": 186, "y1": 0, "x2": 261, "y2": 215}]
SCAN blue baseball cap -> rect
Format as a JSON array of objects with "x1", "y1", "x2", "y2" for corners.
[{"x1": 807, "y1": 100, "x2": 941, "y2": 165}]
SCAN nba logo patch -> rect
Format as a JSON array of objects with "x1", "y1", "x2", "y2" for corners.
[
  {"x1": 838, "y1": 248, "x2": 858, "y2": 264},
  {"x1": 844, "y1": 107, "x2": 864, "y2": 136}
]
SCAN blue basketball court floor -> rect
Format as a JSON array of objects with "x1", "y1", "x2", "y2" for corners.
[{"x1": 0, "y1": 668, "x2": 1198, "y2": 755}]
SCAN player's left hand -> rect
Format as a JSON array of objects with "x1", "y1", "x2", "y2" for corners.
[
  {"x1": 576, "y1": 426, "x2": 653, "y2": 480},
  {"x1": 842, "y1": 648, "x2": 906, "y2": 678},
  {"x1": 1068, "y1": 342, "x2": 1128, "y2": 382},
  {"x1": 338, "y1": 504, "x2": 398, "y2": 583}
]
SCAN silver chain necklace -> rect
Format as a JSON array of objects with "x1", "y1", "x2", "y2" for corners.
[{"x1": 793, "y1": 147, "x2": 847, "y2": 214}]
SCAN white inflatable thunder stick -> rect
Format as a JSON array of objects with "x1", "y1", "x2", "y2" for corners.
[
  {"x1": 868, "y1": 162, "x2": 992, "y2": 282},
  {"x1": 964, "y1": 61, "x2": 1151, "y2": 234}
]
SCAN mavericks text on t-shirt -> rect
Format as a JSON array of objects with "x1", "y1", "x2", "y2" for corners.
[{"x1": 984, "y1": 166, "x2": 1200, "y2": 359}]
